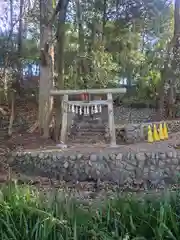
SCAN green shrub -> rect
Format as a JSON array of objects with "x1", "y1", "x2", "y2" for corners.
[{"x1": 0, "y1": 183, "x2": 179, "y2": 239}]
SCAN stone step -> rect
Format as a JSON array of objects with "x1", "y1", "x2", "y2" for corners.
[
  {"x1": 73, "y1": 132, "x2": 105, "y2": 137},
  {"x1": 75, "y1": 128, "x2": 105, "y2": 133},
  {"x1": 69, "y1": 137, "x2": 106, "y2": 144},
  {"x1": 69, "y1": 131, "x2": 105, "y2": 138},
  {"x1": 74, "y1": 118, "x2": 102, "y2": 124},
  {"x1": 70, "y1": 125, "x2": 106, "y2": 131},
  {"x1": 70, "y1": 140, "x2": 105, "y2": 144},
  {"x1": 70, "y1": 134, "x2": 105, "y2": 139},
  {"x1": 75, "y1": 122, "x2": 105, "y2": 127}
]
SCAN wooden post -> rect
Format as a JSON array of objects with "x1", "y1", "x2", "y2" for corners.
[
  {"x1": 60, "y1": 94, "x2": 68, "y2": 144},
  {"x1": 107, "y1": 93, "x2": 116, "y2": 147},
  {"x1": 140, "y1": 125, "x2": 144, "y2": 140}
]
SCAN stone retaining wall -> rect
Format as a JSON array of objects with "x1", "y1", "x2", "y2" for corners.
[
  {"x1": 116, "y1": 120, "x2": 180, "y2": 144},
  {"x1": 113, "y1": 106, "x2": 158, "y2": 124},
  {"x1": 113, "y1": 106, "x2": 180, "y2": 124},
  {"x1": 9, "y1": 149, "x2": 180, "y2": 189}
]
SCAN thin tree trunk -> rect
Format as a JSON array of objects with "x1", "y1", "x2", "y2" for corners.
[
  {"x1": 10, "y1": 0, "x2": 13, "y2": 48},
  {"x1": 17, "y1": 0, "x2": 24, "y2": 85},
  {"x1": 8, "y1": 91, "x2": 15, "y2": 136},
  {"x1": 102, "y1": 0, "x2": 107, "y2": 42},
  {"x1": 116, "y1": 0, "x2": 119, "y2": 19}
]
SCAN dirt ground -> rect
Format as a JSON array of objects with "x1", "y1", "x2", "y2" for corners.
[
  {"x1": 1, "y1": 98, "x2": 180, "y2": 154},
  {"x1": 2, "y1": 130, "x2": 179, "y2": 153}
]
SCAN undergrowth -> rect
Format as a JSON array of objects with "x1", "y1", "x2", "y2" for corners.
[{"x1": 0, "y1": 182, "x2": 179, "y2": 239}]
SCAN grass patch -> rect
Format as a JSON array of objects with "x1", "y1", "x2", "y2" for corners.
[{"x1": 0, "y1": 183, "x2": 179, "y2": 239}]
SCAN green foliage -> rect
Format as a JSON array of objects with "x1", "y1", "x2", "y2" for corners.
[
  {"x1": 21, "y1": 39, "x2": 39, "y2": 61},
  {"x1": 0, "y1": 183, "x2": 180, "y2": 239},
  {"x1": 136, "y1": 70, "x2": 161, "y2": 101},
  {"x1": 61, "y1": 0, "x2": 173, "y2": 94},
  {"x1": 64, "y1": 47, "x2": 118, "y2": 89},
  {"x1": 0, "y1": 0, "x2": 174, "y2": 102}
]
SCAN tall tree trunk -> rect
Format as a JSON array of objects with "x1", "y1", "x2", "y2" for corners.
[
  {"x1": 157, "y1": 0, "x2": 180, "y2": 120},
  {"x1": 75, "y1": 0, "x2": 86, "y2": 87},
  {"x1": 7, "y1": 0, "x2": 15, "y2": 136},
  {"x1": 55, "y1": 0, "x2": 69, "y2": 141},
  {"x1": 39, "y1": 0, "x2": 54, "y2": 138},
  {"x1": 88, "y1": 7, "x2": 98, "y2": 87},
  {"x1": 167, "y1": 0, "x2": 180, "y2": 119}
]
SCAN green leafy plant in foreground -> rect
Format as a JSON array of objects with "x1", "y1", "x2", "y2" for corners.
[{"x1": 0, "y1": 183, "x2": 179, "y2": 239}]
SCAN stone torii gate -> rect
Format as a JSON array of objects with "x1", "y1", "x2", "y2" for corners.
[{"x1": 50, "y1": 88, "x2": 126, "y2": 146}]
